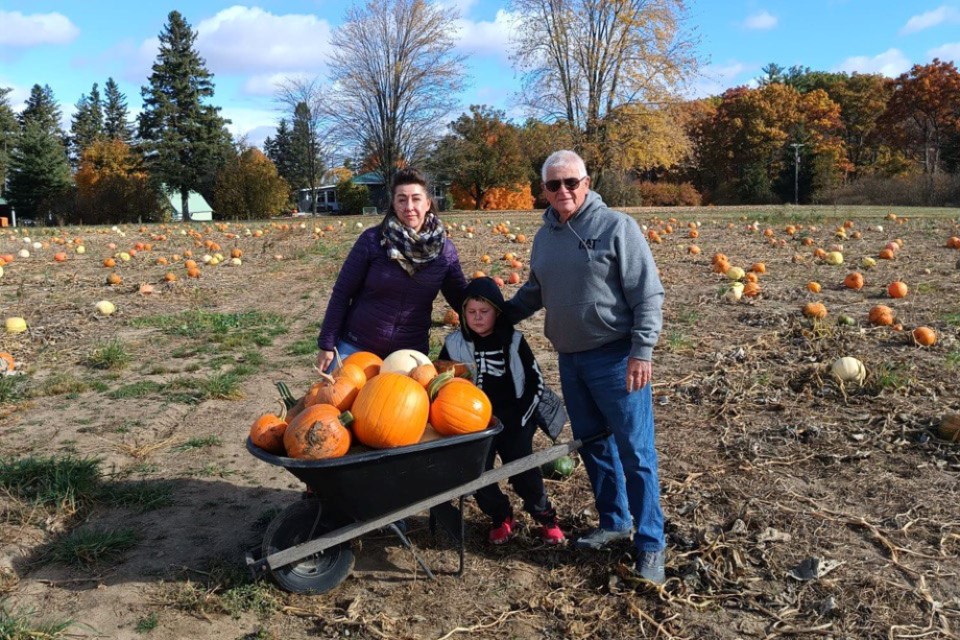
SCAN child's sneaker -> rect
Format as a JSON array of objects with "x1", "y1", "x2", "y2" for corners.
[
  {"x1": 539, "y1": 521, "x2": 566, "y2": 545},
  {"x1": 488, "y1": 516, "x2": 517, "y2": 545}
]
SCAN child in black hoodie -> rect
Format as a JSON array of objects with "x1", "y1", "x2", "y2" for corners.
[{"x1": 439, "y1": 277, "x2": 564, "y2": 545}]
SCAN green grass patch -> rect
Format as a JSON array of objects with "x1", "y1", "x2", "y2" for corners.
[
  {"x1": 947, "y1": 348, "x2": 960, "y2": 369},
  {"x1": 134, "y1": 612, "x2": 159, "y2": 633},
  {"x1": 870, "y1": 362, "x2": 911, "y2": 392},
  {"x1": 944, "y1": 312, "x2": 960, "y2": 327},
  {"x1": 28, "y1": 372, "x2": 90, "y2": 397},
  {"x1": 665, "y1": 330, "x2": 693, "y2": 352},
  {"x1": 221, "y1": 583, "x2": 283, "y2": 620},
  {"x1": 677, "y1": 309, "x2": 700, "y2": 325},
  {"x1": 0, "y1": 601, "x2": 72, "y2": 639},
  {"x1": 85, "y1": 339, "x2": 132, "y2": 370},
  {"x1": 287, "y1": 338, "x2": 317, "y2": 356},
  {"x1": 0, "y1": 456, "x2": 100, "y2": 510},
  {"x1": 48, "y1": 527, "x2": 138, "y2": 568},
  {"x1": 0, "y1": 376, "x2": 26, "y2": 404},
  {"x1": 130, "y1": 310, "x2": 287, "y2": 349},
  {"x1": 173, "y1": 436, "x2": 222, "y2": 451}
]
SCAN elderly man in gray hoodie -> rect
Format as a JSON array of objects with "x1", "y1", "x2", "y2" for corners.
[{"x1": 504, "y1": 149, "x2": 667, "y2": 584}]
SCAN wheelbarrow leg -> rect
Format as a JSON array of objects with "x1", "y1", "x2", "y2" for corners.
[
  {"x1": 428, "y1": 497, "x2": 468, "y2": 576},
  {"x1": 385, "y1": 522, "x2": 436, "y2": 580}
]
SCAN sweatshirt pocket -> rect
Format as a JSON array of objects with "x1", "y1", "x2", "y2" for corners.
[{"x1": 545, "y1": 301, "x2": 617, "y2": 348}]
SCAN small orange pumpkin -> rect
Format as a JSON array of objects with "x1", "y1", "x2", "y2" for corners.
[
  {"x1": 428, "y1": 375, "x2": 493, "y2": 436},
  {"x1": 283, "y1": 404, "x2": 353, "y2": 459},
  {"x1": 887, "y1": 281, "x2": 908, "y2": 298},
  {"x1": 343, "y1": 351, "x2": 383, "y2": 380},
  {"x1": 304, "y1": 369, "x2": 363, "y2": 412},
  {"x1": 806, "y1": 281, "x2": 822, "y2": 293},
  {"x1": 0, "y1": 352, "x2": 15, "y2": 374},
  {"x1": 843, "y1": 272, "x2": 864, "y2": 290},
  {"x1": 742, "y1": 281, "x2": 761, "y2": 298},
  {"x1": 913, "y1": 326, "x2": 937, "y2": 346},
  {"x1": 250, "y1": 401, "x2": 289, "y2": 454},
  {"x1": 409, "y1": 362, "x2": 439, "y2": 388},
  {"x1": 878, "y1": 248, "x2": 895, "y2": 260},
  {"x1": 803, "y1": 302, "x2": 827, "y2": 319},
  {"x1": 868, "y1": 304, "x2": 894, "y2": 326},
  {"x1": 443, "y1": 309, "x2": 460, "y2": 326},
  {"x1": 750, "y1": 262, "x2": 766, "y2": 274}
]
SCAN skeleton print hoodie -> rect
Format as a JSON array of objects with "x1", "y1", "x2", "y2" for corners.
[{"x1": 439, "y1": 277, "x2": 544, "y2": 429}]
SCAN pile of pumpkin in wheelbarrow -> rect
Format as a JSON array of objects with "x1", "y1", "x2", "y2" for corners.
[{"x1": 249, "y1": 349, "x2": 490, "y2": 457}]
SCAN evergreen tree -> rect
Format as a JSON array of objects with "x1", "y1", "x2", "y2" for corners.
[
  {"x1": 0, "y1": 87, "x2": 19, "y2": 197},
  {"x1": 103, "y1": 78, "x2": 133, "y2": 143},
  {"x1": 19, "y1": 84, "x2": 63, "y2": 134},
  {"x1": 7, "y1": 120, "x2": 73, "y2": 222},
  {"x1": 70, "y1": 83, "x2": 104, "y2": 164},
  {"x1": 138, "y1": 10, "x2": 231, "y2": 220},
  {"x1": 289, "y1": 101, "x2": 324, "y2": 211},
  {"x1": 264, "y1": 118, "x2": 296, "y2": 189}
]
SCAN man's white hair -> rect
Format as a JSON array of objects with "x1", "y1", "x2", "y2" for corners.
[{"x1": 541, "y1": 150, "x2": 587, "y2": 182}]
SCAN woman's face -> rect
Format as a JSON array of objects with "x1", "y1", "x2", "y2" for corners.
[{"x1": 393, "y1": 183, "x2": 430, "y2": 232}]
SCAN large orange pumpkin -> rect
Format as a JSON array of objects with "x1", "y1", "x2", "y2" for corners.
[
  {"x1": 351, "y1": 373, "x2": 429, "y2": 448},
  {"x1": 250, "y1": 402, "x2": 289, "y2": 455},
  {"x1": 913, "y1": 326, "x2": 937, "y2": 346},
  {"x1": 887, "y1": 281, "x2": 908, "y2": 298},
  {"x1": 803, "y1": 302, "x2": 827, "y2": 319},
  {"x1": 342, "y1": 351, "x2": 382, "y2": 380},
  {"x1": 428, "y1": 376, "x2": 493, "y2": 436},
  {"x1": 283, "y1": 404, "x2": 352, "y2": 459}
]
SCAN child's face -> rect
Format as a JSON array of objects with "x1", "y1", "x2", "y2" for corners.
[{"x1": 464, "y1": 298, "x2": 497, "y2": 337}]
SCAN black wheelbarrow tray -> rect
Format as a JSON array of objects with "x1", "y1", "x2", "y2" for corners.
[{"x1": 245, "y1": 423, "x2": 593, "y2": 594}]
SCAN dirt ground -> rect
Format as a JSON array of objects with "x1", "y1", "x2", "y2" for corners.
[{"x1": 1, "y1": 206, "x2": 959, "y2": 640}]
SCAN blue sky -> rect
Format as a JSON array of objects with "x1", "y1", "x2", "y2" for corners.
[{"x1": 1, "y1": 1, "x2": 958, "y2": 148}]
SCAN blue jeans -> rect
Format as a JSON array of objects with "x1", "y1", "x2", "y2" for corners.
[
  {"x1": 558, "y1": 340, "x2": 665, "y2": 552},
  {"x1": 324, "y1": 339, "x2": 364, "y2": 374}
]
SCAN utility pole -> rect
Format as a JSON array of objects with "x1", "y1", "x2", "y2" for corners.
[{"x1": 790, "y1": 143, "x2": 805, "y2": 205}]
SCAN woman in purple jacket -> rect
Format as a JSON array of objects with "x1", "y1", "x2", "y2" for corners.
[{"x1": 315, "y1": 168, "x2": 468, "y2": 371}]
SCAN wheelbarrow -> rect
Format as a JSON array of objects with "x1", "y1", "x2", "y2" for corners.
[{"x1": 245, "y1": 424, "x2": 593, "y2": 594}]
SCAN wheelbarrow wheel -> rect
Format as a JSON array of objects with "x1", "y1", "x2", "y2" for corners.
[{"x1": 262, "y1": 498, "x2": 354, "y2": 594}]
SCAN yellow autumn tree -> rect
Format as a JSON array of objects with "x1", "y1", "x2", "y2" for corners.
[
  {"x1": 214, "y1": 148, "x2": 289, "y2": 220},
  {"x1": 74, "y1": 139, "x2": 164, "y2": 224},
  {"x1": 450, "y1": 183, "x2": 534, "y2": 210}
]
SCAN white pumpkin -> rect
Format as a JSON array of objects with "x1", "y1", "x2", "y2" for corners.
[
  {"x1": 830, "y1": 356, "x2": 866, "y2": 385},
  {"x1": 5, "y1": 317, "x2": 27, "y2": 334},
  {"x1": 860, "y1": 257, "x2": 876, "y2": 269},
  {"x1": 380, "y1": 349, "x2": 432, "y2": 375},
  {"x1": 725, "y1": 266, "x2": 745, "y2": 281},
  {"x1": 825, "y1": 251, "x2": 844, "y2": 265},
  {"x1": 723, "y1": 282, "x2": 744, "y2": 303},
  {"x1": 95, "y1": 300, "x2": 116, "y2": 316}
]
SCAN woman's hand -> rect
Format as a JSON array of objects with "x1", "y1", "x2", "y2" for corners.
[{"x1": 316, "y1": 350, "x2": 335, "y2": 373}]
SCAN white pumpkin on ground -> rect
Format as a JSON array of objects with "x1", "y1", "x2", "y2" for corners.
[
  {"x1": 95, "y1": 300, "x2": 116, "y2": 316},
  {"x1": 830, "y1": 357, "x2": 866, "y2": 385},
  {"x1": 825, "y1": 251, "x2": 844, "y2": 265}
]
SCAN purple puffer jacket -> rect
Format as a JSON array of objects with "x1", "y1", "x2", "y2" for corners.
[{"x1": 318, "y1": 226, "x2": 468, "y2": 357}]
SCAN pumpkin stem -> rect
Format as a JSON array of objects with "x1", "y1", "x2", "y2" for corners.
[
  {"x1": 338, "y1": 410, "x2": 354, "y2": 429},
  {"x1": 275, "y1": 381, "x2": 297, "y2": 409},
  {"x1": 275, "y1": 399, "x2": 288, "y2": 423},
  {"x1": 313, "y1": 368, "x2": 336, "y2": 385},
  {"x1": 427, "y1": 371, "x2": 455, "y2": 400},
  {"x1": 333, "y1": 346, "x2": 344, "y2": 371}
]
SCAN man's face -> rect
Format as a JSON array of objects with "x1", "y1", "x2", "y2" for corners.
[{"x1": 543, "y1": 166, "x2": 590, "y2": 221}]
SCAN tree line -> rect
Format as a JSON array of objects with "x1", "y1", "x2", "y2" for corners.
[{"x1": 2, "y1": 1, "x2": 959, "y2": 226}]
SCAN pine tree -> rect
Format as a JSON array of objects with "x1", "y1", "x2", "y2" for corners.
[
  {"x1": 0, "y1": 87, "x2": 19, "y2": 197},
  {"x1": 70, "y1": 83, "x2": 104, "y2": 164},
  {"x1": 103, "y1": 77, "x2": 133, "y2": 143},
  {"x1": 138, "y1": 10, "x2": 231, "y2": 220},
  {"x1": 19, "y1": 84, "x2": 63, "y2": 134},
  {"x1": 7, "y1": 120, "x2": 73, "y2": 222},
  {"x1": 264, "y1": 118, "x2": 296, "y2": 188},
  {"x1": 290, "y1": 101, "x2": 323, "y2": 211}
]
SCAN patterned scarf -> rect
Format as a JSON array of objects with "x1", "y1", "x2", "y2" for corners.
[{"x1": 380, "y1": 212, "x2": 446, "y2": 276}]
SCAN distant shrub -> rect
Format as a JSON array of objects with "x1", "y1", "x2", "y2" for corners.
[
  {"x1": 815, "y1": 173, "x2": 960, "y2": 206},
  {"x1": 637, "y1": 181, "x2": 702, "y2": 206}
]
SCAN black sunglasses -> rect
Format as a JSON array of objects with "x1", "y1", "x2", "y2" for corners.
[{"x1": 543, "y1": 176, "x2": 587, "y2": 192}]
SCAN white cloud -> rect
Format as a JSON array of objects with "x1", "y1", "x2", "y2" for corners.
[
  {"x1": 929, "y1": 41, "x2": 960, "y2": 60},
  {"x1": 743, "y1": 11, "x2": 778, "y2": 30},
  {"x1": 0, "y1": 11, "x2": 79, "y2": 47},
  {"x1": 833, "y1": 48, "x2": 912, "y2": 77},
  {"x1": 686, "y1": 61, "x2": 754, "y2": 98},
  {"x1": 242, "y1": 72, "x2": 312, "y2": 97},
  {"x1": 0, "y1": 80, "x2": 31, "y2": 111},
  {"x1": 900, "y1": 5, "x2": 960, "y2": 34},
  {"x1": 221, "y1": 106, "x2": 280, "y2": 144},
  {"x1": 454, "y1": 9, "x2": 519, "y2": 60},
  {"x1": 194, "y1": 6, "x2": 333, "y2": 75}
]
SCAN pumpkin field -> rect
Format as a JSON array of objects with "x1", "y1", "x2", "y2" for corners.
[{"x1": 1, "y1": 205, "x2": 959, "y2": 640}]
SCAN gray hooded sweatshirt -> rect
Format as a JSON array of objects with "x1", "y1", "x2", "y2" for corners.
[{"x1": 506, "y1": 191, "x2": 664, "y2": 361}]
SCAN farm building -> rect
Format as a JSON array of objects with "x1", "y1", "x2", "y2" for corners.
[{"x1": 164, "y1": 189, "x2": 214, "y2": 221}]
